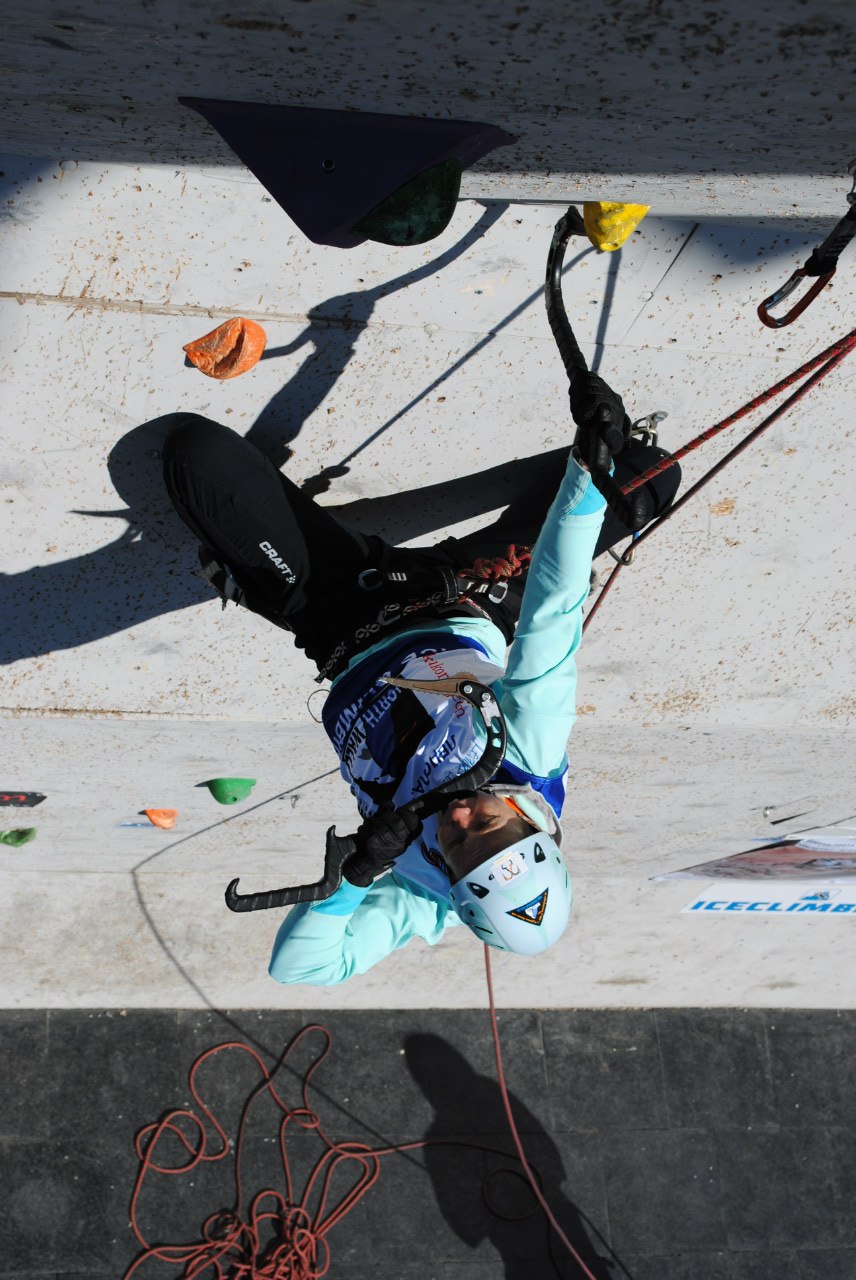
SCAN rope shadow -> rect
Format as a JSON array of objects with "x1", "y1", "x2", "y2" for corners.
[{"x1": 246, "y1": 199, "x2": 510, "y2": 469}]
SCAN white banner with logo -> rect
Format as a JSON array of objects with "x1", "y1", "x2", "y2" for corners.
[{"x1": 683, "y1": 882, "x2": 856, "y2": 917}]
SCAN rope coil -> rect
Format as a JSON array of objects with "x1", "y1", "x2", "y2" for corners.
[
  {"x1": 123, "y1": 1006, "x2": 607, "y2": 1280},
  {"x1": 465, "y1": 543, "x2": 533, "y2": 583}
]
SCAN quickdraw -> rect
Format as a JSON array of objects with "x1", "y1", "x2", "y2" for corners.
[
  {"x1": 758, "y1": 162, "x2": 856, "y2": 328},
  {"x1": 224, "y1": 675, "x2": 507, "y2": 911}
]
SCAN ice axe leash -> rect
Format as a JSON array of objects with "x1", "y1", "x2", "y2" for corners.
[
  {"x1": 758, "y1": 161, "x2": 856, "y2": 328},
  {"x1": 224, "y1": 676, "x2": 506, "y2": 912},
  {"x1": 545, "y1": 206, "x2": 649, "y2": 533}
]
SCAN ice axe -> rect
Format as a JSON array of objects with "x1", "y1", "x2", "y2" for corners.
[{"x1": 224, "y1": 675, "x2": 506, "y2": 912}]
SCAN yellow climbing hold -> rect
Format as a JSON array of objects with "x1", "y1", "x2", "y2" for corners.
[{"x1": 583, "y1": 201, "x2": 650, "y2": 252}]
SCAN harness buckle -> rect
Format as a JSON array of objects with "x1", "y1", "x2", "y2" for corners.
[{"x1": 358, "y1": 567, "x2": 384, "y2": 591}]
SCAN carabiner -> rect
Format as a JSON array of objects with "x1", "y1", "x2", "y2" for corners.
[
  {"x1": 757, "y1": 267, "x2": 834, "y2": 329},
  {"x1": 759, "y1": 166, "x2": 856, "y2": 329}
]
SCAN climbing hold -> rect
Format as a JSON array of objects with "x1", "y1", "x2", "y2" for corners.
[
  {"x1": 0, "y1": 828, "x2": 36, "y2": 847},
  {"x1": 583, "y1": 201, "x2": 649, "y2": 252},
  {"x1": 183, "y1": 318, "x2": 267, "y2": 380},
  {"x1": 178, "y1": 98, "x2": 514, "y2": 248},
  {"x1": 351, "y1": 159, "x2": 462, "y2": 246},
  {"x1": 0, "y1": 792, "x2": 45, "y2": 807},
  {"x1": 204, "y1": 778, "x2": 256, "y2": 805},
  {"x1": 143, "y1": 809, "x2": 178, "y2": 830}
]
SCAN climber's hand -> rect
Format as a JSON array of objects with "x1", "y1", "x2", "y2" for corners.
[
  {"x1": 569, "y1": 372, "x2": 630, "y2": 472},
  {"x1": 343, "y1": 806, "x2": 423, "y2": 888}
]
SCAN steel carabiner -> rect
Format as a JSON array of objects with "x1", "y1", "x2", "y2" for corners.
[
  {"x1": 757, "y1": 266, "x2": 835, "y2": 329},
  {"x1": 759, "y1": 163, "x2": 856, "y2": 329}
]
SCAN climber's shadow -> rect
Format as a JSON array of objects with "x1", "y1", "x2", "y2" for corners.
[
  {"x1": 0, "y1": 415, "x2": 213, "y2": 666},
  {"x1": 1, "y1": 203, "x2": 511, "y2": 665},
  {"x1": 403, "y1": 1034, "x2": 618, "y2": 1279}
]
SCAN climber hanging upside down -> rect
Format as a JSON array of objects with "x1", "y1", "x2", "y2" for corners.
[{"x1": 162, "y1": 369, "x2": 680, "y2": 984}]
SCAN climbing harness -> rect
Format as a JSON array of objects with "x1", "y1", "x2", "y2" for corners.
[
  {"x1": 758, "y1": 161, "x2": 856, "y2": 328},
  {"x1": 316, "y1": 559, "x2": 512, "y2": 684},
  {"x1": 224, "y1": 675, "x2": 507, "y2": 912}
]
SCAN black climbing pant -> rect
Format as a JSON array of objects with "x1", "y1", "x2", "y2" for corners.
[{"x1": 162, "y1": 414, "x2": 680, "y2": 673}]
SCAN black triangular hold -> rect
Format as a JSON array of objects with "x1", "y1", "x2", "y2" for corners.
[{"x1": 179, "y1": 99, "x2": 514, "y2": 248}]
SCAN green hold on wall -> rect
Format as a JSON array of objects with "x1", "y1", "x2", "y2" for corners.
[
  {"x1": 0, "y1": 828, "x2": 37, "y2": 847},
  {"x1": 204, "y1": 778, "x2": 257, "y2": 805}
]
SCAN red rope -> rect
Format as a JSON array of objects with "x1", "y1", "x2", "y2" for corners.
[
  {"x1": 584, "y1": 326, "x2": 856, "y2": 633},
  {"x1": 484, "y1": 946, "x2": 602, "y2": 1280},
  {"x1": 465, "y1": 542, "x2": 532, "y2": 582},
  {"x1": 124, "y1": 1019, "x2": 601, "y2": 1279}
]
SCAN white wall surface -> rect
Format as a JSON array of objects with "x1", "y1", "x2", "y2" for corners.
[{"x1": 1, "y1": 149, "x2": 854, "y2": 1008}]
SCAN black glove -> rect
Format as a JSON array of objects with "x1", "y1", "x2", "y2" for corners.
[
  {"x1": 343, "y1": 806, "x2": 423, "y2": 888},
  {"x1": 569, "y1": 372, "x2": 630, "y2": 472}
]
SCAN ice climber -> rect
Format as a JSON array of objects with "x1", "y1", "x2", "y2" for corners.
[{"x1": 162, "y1": 370, "x2": 680, "y2": 984}]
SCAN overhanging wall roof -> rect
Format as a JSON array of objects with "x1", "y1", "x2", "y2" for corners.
[{"x1": 1, "y1": 0, "x2": 854, "y2": 217}]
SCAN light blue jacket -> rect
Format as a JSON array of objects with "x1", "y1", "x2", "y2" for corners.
[{"x1": 270, "y1": 453, "x2": 606, "y2": 985}]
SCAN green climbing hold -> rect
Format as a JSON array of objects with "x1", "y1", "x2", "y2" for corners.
[
  {"x1": 0, "y1": 828, "x2": 37, "y2": 847},
  {"x1": 204, "y1": 778, "x2": 256, "y2": 805},
  {"x1": 352, "y1": 159, "x2": 463, "y2": 246}
]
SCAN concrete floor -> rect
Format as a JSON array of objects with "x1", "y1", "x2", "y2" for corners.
[{"x1": 3, "y1": 1006, "x2": 856, "y2": 1279}]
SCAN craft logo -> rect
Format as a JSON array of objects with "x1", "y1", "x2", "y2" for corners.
[{"x1": 258, "y1": 540, "x2": 296, "y2": 582}]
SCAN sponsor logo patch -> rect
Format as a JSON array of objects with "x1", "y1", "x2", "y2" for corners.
[
  {"x1": 507, "y1": 888, "x2": 548, "y2": 926},
  {"x1": 259, "y1": 540, "x2": 296, "y2": 583},
  {"x1": 490, "y1": 850, "x2": 530, "y2": 885}
]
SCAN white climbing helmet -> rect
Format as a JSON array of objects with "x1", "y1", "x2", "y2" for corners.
[{"x1": 448, "y1": 829, "x2": 572, "y2": 955}]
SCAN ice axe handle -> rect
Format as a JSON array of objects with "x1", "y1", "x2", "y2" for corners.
[
  {"x1": 225, "y1": 825, "x2": 356, "y2": 912},
  {"x1": 591, "y1": 468, "x2": 649, "y2": 532}
]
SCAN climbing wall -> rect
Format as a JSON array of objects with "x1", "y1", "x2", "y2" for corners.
[{"x1": 2, "y1": 144, "x2": 854, "y2": 1008}]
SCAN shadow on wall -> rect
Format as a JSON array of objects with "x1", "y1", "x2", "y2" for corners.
[
  {"x1": 0, "y1": 423, "x2": 572, "y2": 666},
  {"x1": 245, "y1": 200, "x2": 509, "y2": 468},
  {"x1": 0, "y1": 199, "x2": 582, "y2": 667},
  {"x1": 404, "y1": 1032, "x2": 618, "y2": 1279}
]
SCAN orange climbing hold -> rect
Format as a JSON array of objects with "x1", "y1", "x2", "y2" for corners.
[
  {"x1": 183, "y1": 318, "x2": 267, "y2": 380},
  {"x1": 144, "y1": 809, "x2": 178, "y2": 830}
]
